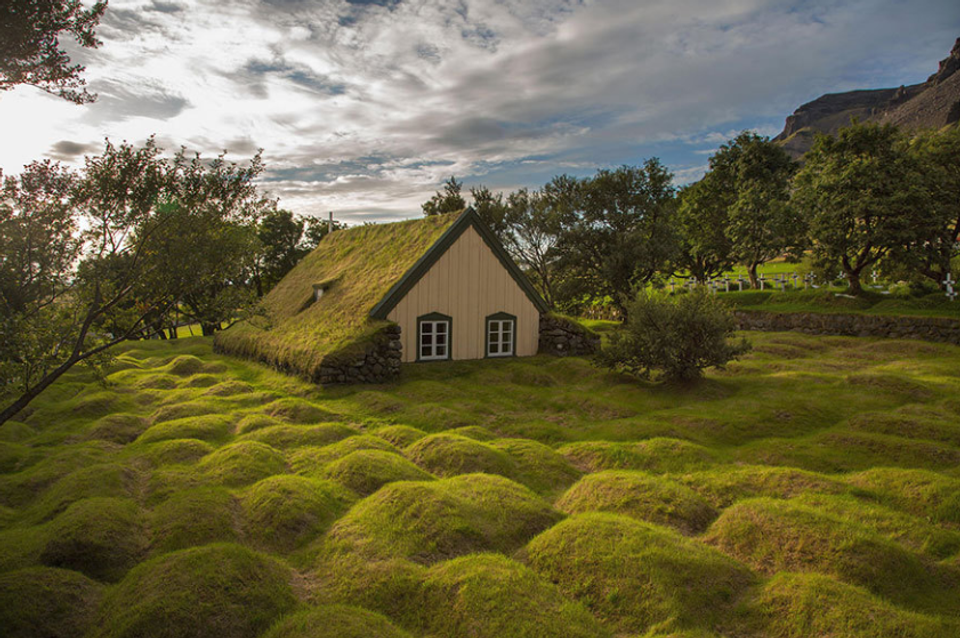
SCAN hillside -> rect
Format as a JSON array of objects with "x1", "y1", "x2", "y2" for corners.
[
  {"x1": 775, "y1": 37, "x2": 960, "y2": 157},
  {"x1": 2, "y1": 333, "x2": 960, "y2": 637}
]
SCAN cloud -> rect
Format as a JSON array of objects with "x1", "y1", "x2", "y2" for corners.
[
  {"x1": 47, "y1": 141, "x2": 100, "y2": 161},
  {"x1": 0, "y1": 0, "x2": 958, "y2": 223}
]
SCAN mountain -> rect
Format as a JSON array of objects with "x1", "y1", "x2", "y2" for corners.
[{"x1": 774, "y1": 37, "x2": 960, "y2": 158}]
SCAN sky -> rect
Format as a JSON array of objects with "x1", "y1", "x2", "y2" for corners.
[{"x1": 1, "y1": 0, "x2": 959, "y2": 224}]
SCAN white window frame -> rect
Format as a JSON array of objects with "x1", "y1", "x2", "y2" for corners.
[
  {"x1": 418, "y1": 315, "x2": 451, "y2": 361},
  {"x1": 486, "y1": 314, "x2": 516, "y2": 358}
]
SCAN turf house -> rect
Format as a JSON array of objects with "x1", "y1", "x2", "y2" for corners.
[{"x1": 215, "y1": 209, "x2": 596, "y2": 384}]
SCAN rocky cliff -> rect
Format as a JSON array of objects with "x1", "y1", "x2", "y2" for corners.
[{"x1": 774, "y1": 37, "x2": 960, "y2": 158}]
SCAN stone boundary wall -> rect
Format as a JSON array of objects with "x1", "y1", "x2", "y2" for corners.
[
  {"x1": 735, "y1": 310, "x2": 960, "y2": 345},
  {"x1": 539, "y1": 315, "x2": 601, "y2": 356},
  {"x1": 318, "y1": 324, "x2": 402, "y2": 384}
]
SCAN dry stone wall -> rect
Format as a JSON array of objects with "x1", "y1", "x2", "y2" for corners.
[
  {"x1": 538, "y1": 315, "x2": 601, "y2": 356},
  {"x1": 318, "y1": 324, "x2": 402, "y2": 384},
  {"x1": 735, "y1": 310, "x2": 960, "y2": 345}
]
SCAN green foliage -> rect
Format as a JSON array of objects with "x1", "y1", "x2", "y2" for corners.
[
  {"x1": 674, "y1": 179, "x2": 735, "y2": 282},
  {"x1": 599, "y1": 288, "x2": 750, "y2": 381},
  {"x1": 0, "y1": 0, "x2": 106, "y2": 103},
  {"x1": 261, "y1": 605, "x2": 414, "y2": 638},
  {"x1": 0, "y1": 566, "x2": 104, "y2": 638},
  {"x1": 557, "y1": 470, "x2": 718, "y2": 534},
  {"x1": 421, "y1": 176, "x2": 466, "y2": 216},
  {"x1": 419, "y1": 553, "x2": 610, "y2": 638},
  {"x1": 794, "y1": 122, "x2": 934, "y2": 294},
  {"x1": 89, "y1": 543, "x2": 297, "y2": 638},
  {"x1": 525, "y1": 513, "x2": 754, "y2": 635}
]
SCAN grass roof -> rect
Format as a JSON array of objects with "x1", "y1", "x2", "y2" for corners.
[{"x1": 215, "y1": 213, "x2": 460, "y2": 380}]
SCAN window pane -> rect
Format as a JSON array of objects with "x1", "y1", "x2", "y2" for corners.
[
  {"x1": 437, "y1": 345, "x2": 446, "y2": 357},
  {"x1": 422, "y1": 334, "x2": 432, "y2": 346},
  {"x1": 421, "y1": 346, "x2": 430, "y2": 357},
  {"x1": 503, "y1": 322, "x2": 513, "y2": 334},
  {"x1": 423, "y1": 323, "x2": 433, "y2": 334},
  {"x1": 490, "y1": 343, "x2": 499, "y2": 354},
  {"x1": 436, "y1": 333, "x2": 446, "y2": 346},
  {"x1": 436, "y1": 322, "x2": 447, "y2": 334}
]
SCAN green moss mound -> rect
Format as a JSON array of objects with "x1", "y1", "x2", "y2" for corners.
[
  {"x1": 261, "y1": 605, "x2": 413, "y2": 638},
  {"x1": 328, "y1": 473, "x2": 561, "y2": 564},
  {"x1": 290, "y1": 435, "x2": 399, "y2": 474},
  {"x1": 137, "y1": 415, "x2": 234, "y2": 445},
  {"x1": 165, "y1": 355, "x2": 206, "y2": 376},
  {"x1": 704, "y1": 498, "x2": 954, "y2": 614},
  {"x1": 756, "y1": 572, "x2": 955, "y2": 638},
  {"x1": 419, "y1": 553, "x2": 609, "y2": 638},
  {"x1": 198, "y1": 441, "x2": 288, "y2": 487},
  {"x1": 25, "y1": 462, "x2": 135, "y2": 524},
  {"x1": 203, "y1": 380, "x2": 255, "y2": 396},
  {"x1": 134, "y1": 373, "x2": 178, "y2": 390},
  {"x1": 0, "y1": 441, "x2": 36, "y2": 473},
  {"x1": 525, "y1": 513, "x2": 754, "y2": 635},
  {"x1": 182, "y1": 373, "x2": 219, "y2": 388},
  {"x1": 150, "y1": 400, "x2": 221, "y2": 424},
  {"x1": 239, "y1": 423, "x2": 356, "y2": 449},
  {"x1": 678, "y1": 465, "x2": 847, "y2": 508},
  {"x1": 241, "y1": 475, "x2": 354, "y2": 552},
  {"x1": 0, "y1": 420, "x2": 36, "y2": 442},
  {"x1": 448, "y1": 425, "x2": 498, "y2": 440},
  {"x1": 0, "y1": 443, "x2": 112, "y2": 508},
  {"x1": 40, "y1": 497, "x2": 147, "y2": 582},
  {"x1": 139, "y1": 439, "x2": 215, "y2": 466},
  {"x1": 89, "y1": 543, "x2": 297, "y2": 638},
  {"x1": 374, "y1": 425, "x2": 427, "y2": 447},
  {"x1": 558, "y1": 438, "x2": 718, "y2": 474},
  {"x1": 150, "y1": 487, "x2": 240, "y2": 554},
  {"x1": 405, "y1": 434, "x2": 518, "y2": 479},
  {"x1": 847, "y1": 468, "x2": 960, "y2": 525},
  {"x1": 489, "y1": 438, "x2": 581, "y2": 496},
  {"x1": 323, "y1": 449, "x2": 435, "y2": 496},
  {"x1": 237, "y1": 414, "x2": 284, "y2": 434},
  {"x1": 0, "y1": 566, "x2": 104, "y2": 638},
  {"x1": 86, "y1": 414, "x2": 150, "y2": 444},
  {"x1": 557, "y1": 471, "x2": 717, "y2": 534},
  {"x1": 263, "y1": 398, "x2": 339, "y2": 424}
]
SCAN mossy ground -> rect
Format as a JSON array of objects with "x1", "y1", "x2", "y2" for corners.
[{"x1": 1, "y1": 332, "x2": 960, "y2": 636}]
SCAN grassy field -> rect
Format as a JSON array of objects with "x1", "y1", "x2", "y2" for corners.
[{"x1": 2, "y1": 331, "x2": 960, "y2": 637}]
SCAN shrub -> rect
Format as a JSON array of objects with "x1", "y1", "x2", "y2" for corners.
[
  {"x1": 557, "y1": 471, "x2": 717, "y2": 534},
  {"x1": 525, "y1": 513, "x2": 754, "y2": 635},
  {"x1": 327, "y1": 473, "x2": 561, "y2": 564},
  {"x1": 598, "y1": 288, "x2": 750, "y2": 382},
  {"x1": 260, "y1": 605, "x2": 413, "y2": 638},
  {"x1": 40, "y1": 497, "x2": 147, "y2": 582},
  {"x1": 0, "y1": 566, "x2": 104, "y2": 638},
  {"x1": 89, "y1": 543, "x2": 297, "y2": 638},
  {"x1": 419, "y1": 554, "x2": 609, "y2": 638},
  {"x1": 323, "y1": 450, "x2": 435, "y2": 496}
]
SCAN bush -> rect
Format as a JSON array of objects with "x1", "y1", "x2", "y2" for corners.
[{"x1": 599, "y1": 288, "x2": 750, "y2": 382}]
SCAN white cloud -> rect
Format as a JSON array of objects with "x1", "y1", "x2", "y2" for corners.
[{"x1": 0, "y1": 0, "x2": 958, "y2": 222}]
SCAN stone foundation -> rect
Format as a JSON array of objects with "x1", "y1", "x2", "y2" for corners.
[
  {"x1": 735, "y1": 310, "x2": 960, "y2": 345},
  {"x1": 318, "y1": 324, "x2": 402, "y2": 384},
  {"x1": 539, "y1": 314, "x2": 601, "y2": 356}
]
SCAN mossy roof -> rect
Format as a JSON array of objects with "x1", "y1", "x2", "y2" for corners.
[
  {"x1": 216, "y1": 209, "x2": 548, "y2": 380},
  {"x1": 215, "y1": 213, "x2": 460, "y2": 378}
]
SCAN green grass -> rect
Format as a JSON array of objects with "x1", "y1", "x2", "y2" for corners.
[
  {"x1": 720, "y1": 288, "x2": 960, "y2": 319},
  {"x1": 3, "y1": 332, "x2": 960, "y2": 636}
]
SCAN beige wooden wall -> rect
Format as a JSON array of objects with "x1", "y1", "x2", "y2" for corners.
[{"x1": 386, "y1": 225, "x2": 540, "y2": 362}]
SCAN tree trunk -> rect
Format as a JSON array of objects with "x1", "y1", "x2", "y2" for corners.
[
  {"x1": 847, "y1": 270, "x2": 863, "y2": 295},
  {"x1": 200, "y1": 322, "x2": 220, "y2": 336},
  {"x1": 748, "y1": 263, "x2": 759, "y2": 289},
  {"x1": 0, "y1": 355, "x2": 80, "y2": 425}
]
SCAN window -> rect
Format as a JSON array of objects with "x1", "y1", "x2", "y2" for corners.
[
  {"x1": 486, "y1": 313, "x2": 516, "y2": 357},
  {"x1": 418, "y1": 313, "x2": 451, "y2": 361}
]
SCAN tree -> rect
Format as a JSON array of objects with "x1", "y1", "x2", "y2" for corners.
[
  {"x1": 253, "y1": 209, "x2": 304, "y2": 296},
  {"x1": 598, "y1": 287, "x2": 750, "y2": 383},
  {"x1": 0, "y1": 0, "x2": 107, "y2": 103},
  {"x1": 555, "y1": 161, "x2": 677, "y2": 314},
  {"x1": 904, "y1": 125, "x2": 960, "y2": 289},
  {"x1": 422, "y1": 176, "x2": 466, "y2": 216},
  {"x1": 705, "y1": 132, "x2": 802, "y2": 288},
  {"x1": 474, "y1": 185, "x2": 562, "y2": 308},
  {"x1": 674, "y1": 180, "x2": 734, "y2": 282},
  {"x1": 302, "y1": 215, "x2": 346, "y2": 250},
  {"x1": 793, "y1": 122, "x2": 934, "y2": 295},
  {"x1": 0, "y1": 139, "x2": 272, "y2": 425}
]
